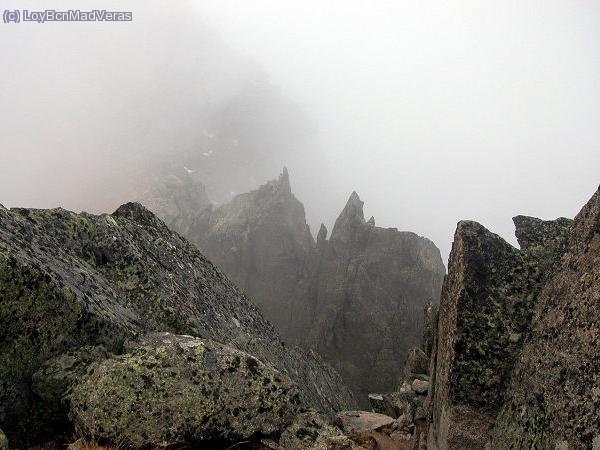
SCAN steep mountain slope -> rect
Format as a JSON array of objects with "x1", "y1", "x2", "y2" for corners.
[
  {"x1": 0, "y1": 202, "x2": 355, "y2": 447},
  {"x1": 307, "y1": 192, "x2": 445, "y2": 403},
  {"x1": 157, "y1": 170, "x2": 446, "y2": 404},
  {"x1": 187, "y1": 168, "x2": 315, "y2": 337}
]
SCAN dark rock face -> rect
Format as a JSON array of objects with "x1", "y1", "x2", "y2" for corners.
[
  {"x1": 306, "y1": 193, "x2": 445, "y2": 403},
  {"x1": 70, "y1": 332, "x2": 301, "y2": 448},
  {"x1": 426, "y1": 214, "x2": 573, "y2": 449},
  {"x1": 492, "y1": 188, "x2": 600, "y2": 449},
  {"x1": 0, "y1": 202, "x2": 354, "y2": 446},
  {"x1": 185, "y1": 168, "x2": 315, "y2": 339},
  {"x1": 164, "y1": 171, "x2": 446, "y2": 403}
]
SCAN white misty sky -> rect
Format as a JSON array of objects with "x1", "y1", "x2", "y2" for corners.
[
  {"x1": 1, "y1": 0, "x2": 599, "y2": 263},
  {"x1": 195, "y1": 0, "x2": 600, "y2": 260}
]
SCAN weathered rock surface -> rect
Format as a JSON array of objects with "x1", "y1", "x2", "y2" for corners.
[
  {"x1": 185, "y1": 168, "x2": 315, "y2": 339},
  {"x1": 278, "y1": 410, "x2": 362, "y2": 449},
  {"x1": 168, "y1": 171, "x2": 446, "y2": 404},
  {"x1": 0, "y1": 429, "x2": 7, "y2": 450},
  {"x1": 491, "y1": 187, "x2": 600, "y2": 449},
  {"x1": 70, "y1": 332, "x2": 300, "y2": 447},
  {"x1": 306, "y1": 192, "x2": 445, "y2": 403},
  {"x1": 336, "y1": 411, "x2": 396, "y2": 435},
  {"x1": 336, "y1": 411, "x2": 414, "y2": 450},
  {"x1": 426, "y1": 213, "x2": 573, "y2": 449},
  {"x1": 421, "y1": 189, "x2": 600, "y2": 450},
  {"x1": 401, "y1": 348, "x2": 429, "y2": 382},
  {"x1": 0, "y1": 202, "x2": 354, "y2": 446}
]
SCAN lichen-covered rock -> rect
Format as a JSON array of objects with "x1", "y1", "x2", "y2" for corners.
[
  {"x1": 427, "y1": 213, "x2": 573, "y2": 449},
  {"x1": 491, "y1": 187, "x2": 600, "y2": 450},
  {"x1": 0, "y1": 202, "x2": 354, "y2": 446},
  {"x1": 0, "y1": 429, "x2": 8, "y2": 450},
  {"x1": 30, "y1": 346, "x2": 111, "y2": 425},
  {"x1": 70, "y1": 333, "x2": 300, "y2": 447},
  {"x1": 278, "y1": 410, "x2": 363, "y2": 450}
]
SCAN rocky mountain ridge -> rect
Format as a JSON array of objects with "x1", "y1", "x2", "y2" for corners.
[
  {"x1": 150, "y1": 169, "x2": 446, "y2": 404},
  {"x1": 1, "y1": 186, "x2": 598, "y2": 449},
  {"x1": 0, "y1": 201, "x2": 355, "y2": 447}
]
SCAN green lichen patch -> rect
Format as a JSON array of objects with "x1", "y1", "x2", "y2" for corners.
[{"x1": 70, "y1": 333, "x2": 301, "y2": 448}]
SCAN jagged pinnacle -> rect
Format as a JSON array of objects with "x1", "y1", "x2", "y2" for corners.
[
  {"x1": 342, "y1": 191, "x2": 365, "y2": 222},
  {"x1": 278, "y1": 166, "x2": 291, "y2": 193},
  {"x1": 330, "y1": 191, "x2": 366, "y2": 241},
  {"x1": 317, "y1": 223, "x2": 328, "y2": 246}
]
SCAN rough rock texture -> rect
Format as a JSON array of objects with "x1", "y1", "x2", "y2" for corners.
[
  {"x1": 401, "y1": 348, "x2": 429, "y2": 383},
  {"x1": 306, "y1": 192, "x2": 445, "y2": 403},
  {"x1": 336, "y1": 411, "x2": 396, "y2": 435},
  {"x1": 335, "y1": 411, "x2": 414, "y2": 450},
  {"x1": 0, "y1": 429, "x2": 7, "y2": 450},
  {"x1": 491, "y1": 187, "x2": 600, "y2": 449},
  {"x1": 30, "y1": 345, "x2": 111, "y2": 426},
  {"x1": 0, "y1": 202, "x2": 354, "y2": 446},
  {"x1": 426, "y1": 213, "x2": 573, "y2": 449},
  {"x1": 159, "y1": 171, "x2": 446, "y2": 404},
  {"x1": 70, "y1": 332, "x2": 300, "y2": 448},
  {"x1": 422, "y1": 302, "x2": 437, "y2": 358},
  {"x1": 186, "y1": 168, "x2": 315, "y2": 339},
  {"x1": 278, "y1": 410, "x2": 362, "y2": 450}
]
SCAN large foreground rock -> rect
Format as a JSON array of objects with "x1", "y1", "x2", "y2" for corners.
[
  {"x1": 70, "y1": 333, "x2": 300, "y2": 447},
  {"x1": 491, "y1": 187, "x2": 600, "y2": 449},
  {"x1": 426, "y1": 213, "x2": 572, "y2": 449},
  {"x1": 0, "y1": 202, "x2": 355, "y2": 446},
  {"x1": 424, "y1": 187, "x2": 600, "y2": 449}
]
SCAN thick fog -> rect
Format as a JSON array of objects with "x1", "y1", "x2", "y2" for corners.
[{"x1": 1, "y1": 0, "x2": 599, "y2": 262}]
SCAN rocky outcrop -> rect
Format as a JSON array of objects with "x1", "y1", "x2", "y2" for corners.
[
  {"x1": 186, "y1": 168, "x2": 315, "y2": 339},
  {"x1": 70, "y1": 332, "x2": 300, "y2": 447},
  {"x1": 426, "y1": 214, "x2": 573, "y2": 449},
  {"x1": 307, "y1": 192, "x2": 445, "y2": 403},
  {"x1": 159, "y1": 170, "x2": 446, "y2": 404},
  {"x1": 491, "y1": 188, "x2": 600, "y2": 449},
  {"x1": 421, "y1": 188, "x2": 600, "y2": 449},
  {"x1": 0, "y1": 202, "x2": 355, "y2": 447}
]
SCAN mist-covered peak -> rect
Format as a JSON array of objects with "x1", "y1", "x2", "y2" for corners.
[
  {"x1": 275, "y1": 166, "x2": 291, "y2": 194},
  {"x1": 330, "y1": 191, "x2": 366, "y2": 241},
  {"x1": 316, "y1": 223, "x2": 328, "y2": 247}
]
